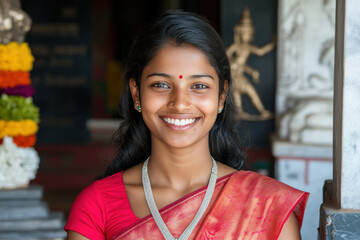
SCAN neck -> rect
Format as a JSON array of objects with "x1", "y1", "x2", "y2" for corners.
[{"x1": 147, "y1": 139, "x2": 214, "y2": 192}]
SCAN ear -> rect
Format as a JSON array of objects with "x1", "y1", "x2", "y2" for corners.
[
  {"x1": 219, "y1": 80, "x2": 229, "y2": 108},
  {"x1": 129, "y1": 78, "x2": 140, "y2": 110}
]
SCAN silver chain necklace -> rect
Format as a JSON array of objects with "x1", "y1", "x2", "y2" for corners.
[{"x1": 142, "y1": 157, "x2": 218, "y2": 240}]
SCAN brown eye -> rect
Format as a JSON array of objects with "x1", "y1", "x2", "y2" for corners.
[
  {"x1": 152, "y1": 82, "x2": 170, "y2": 88},
  {"x1": 191, "y1": 84, "x2": 208, "y2": 89}
]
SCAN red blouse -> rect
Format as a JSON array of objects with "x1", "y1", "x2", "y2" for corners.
[
  {"x1": 64, "y1": 172, "x2": 140, "y2": 240},
  {"x1": 65, "y1": 172, "x2": 232, "y2": 239}
]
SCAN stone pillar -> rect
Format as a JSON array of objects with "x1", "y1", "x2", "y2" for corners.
[
  {"x1": 319, "y1": 0, "x2": 360, "y2": 238},
  {"x1": 332, "y1": 0, "x2": 360, "y2": 210},
  {"x1": 272, "y1": 1, "x2": 335, "y2": 239}
]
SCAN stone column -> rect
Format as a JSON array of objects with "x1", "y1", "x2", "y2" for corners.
[
  {"x1": 332, "y1": 0, "x2": 360, "y2": 210},
  {"x1": 319, "y1": 0, "x2": 360, "y2": 238},
  {"x1": 272, "y1": 1, "x2": 335, "y2": 239}
]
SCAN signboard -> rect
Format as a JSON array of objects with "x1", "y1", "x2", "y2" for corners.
[{"x1": 22, "y1": 0, "x2": 92, "y2": 143}]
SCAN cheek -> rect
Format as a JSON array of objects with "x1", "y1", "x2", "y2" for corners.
[
  {"x1": 196, "y1": 95, "x2": 219, "y2": 113},
  {"x1": 140, "y1": 91, "x2": 167, "y2": 118},
  {"x1": 142, "y1": 94, "x2": 164, "y2": 107}
]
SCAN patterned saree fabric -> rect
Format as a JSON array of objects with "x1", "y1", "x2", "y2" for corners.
[{"x1": 115, "y1": 171, "x2": 309, "y2": 240}]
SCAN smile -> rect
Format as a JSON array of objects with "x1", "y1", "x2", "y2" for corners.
[{"x1": 162, "y1": 117, "x2": 196, "y2": 126}]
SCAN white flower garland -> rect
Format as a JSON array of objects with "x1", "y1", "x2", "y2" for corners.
[{"x1": 0, "y1": 136, "x2": 39, "y2": 189}]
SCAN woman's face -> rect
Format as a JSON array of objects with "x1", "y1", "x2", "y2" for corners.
[{"x1": 130, "y1": 43, "x2": 227, "y2": 149}]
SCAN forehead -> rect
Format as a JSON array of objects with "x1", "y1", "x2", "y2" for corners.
[{"x1": 142, "y1": 43, "x2": 217, "y2": 77}]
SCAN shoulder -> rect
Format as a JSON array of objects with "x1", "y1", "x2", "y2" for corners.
[
  {"x1": 65, "y1": 171, "x2": 134, "y2": 239},
  {"x1": 231, "y1": 170, "x2": 299, "y2": 192},
  {"x1": 122, "y1": 163, "x2": 143, "y2": 185},
  {"x1": 70, "y1": 171, "x2": 125, "y2": 213},
  {"x1": 230, "y1": 170, "x2": 309, "y2": 229},
  {"x1": 92, "y1": 171, "x2": 125, "y2": 190},
  {"x1": 217, "y1": 161, "x2": 237, "y2": 178},
  {"x1": 228, "y1": 170, "x2": 309, "y2": 210}
]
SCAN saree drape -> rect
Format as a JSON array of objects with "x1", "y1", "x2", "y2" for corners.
[{"x1": 114, "y1": 171, "x2": 309, "y2": 240}]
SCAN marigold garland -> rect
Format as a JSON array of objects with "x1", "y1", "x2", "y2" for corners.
[
  {"x1": 0, "y1": 42, "x2": 34, "y2": 71},
  {"x1": 0, "y1": 71, "x2": 31, "y2": 88},
  {"x1": 0, "y1": 134, "x2": 36, "y2": 148},
  {"x1": 0, "y1": 120, "x2": 38, "y2": 138},
  {"x1": 0, "y1": 94, "x2": 39, "y2": 122}
]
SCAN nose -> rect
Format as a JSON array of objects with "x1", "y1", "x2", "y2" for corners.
[{"x1": 168, "y1": 86, "x2": 192, "y2": 111}]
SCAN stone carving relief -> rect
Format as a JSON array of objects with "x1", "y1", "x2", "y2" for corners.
[
  {"x1": 276, "y1": 0, "x2": 335, "y2": 144},
  {"x1": 279, "y1": 99, "x2": 333, "y2": 144}
]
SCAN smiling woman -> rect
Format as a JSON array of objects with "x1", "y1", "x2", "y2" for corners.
[
  {"x1": 133, "y1": 43, "x2": 223, "y2": 149},
  {"x1": 64, "y1": 10, "x2": 309, "y2": 240}
]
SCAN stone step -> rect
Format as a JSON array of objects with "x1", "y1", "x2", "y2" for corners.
[
  {"x1": 0, "y1": 229, "x2": 66, "y2": 240},
  {"x1": 0, "y1": 202, "x2": 48, "y2": 220},
  {"x1": 0, "y1": 200, "x2": 39, "y2": 207},
  {"x1": 0, "y1": 185, "x2": 43, "y2": 200},
  {"x1": 0, "y1": 212, "x2": 64, "y2": 231}
]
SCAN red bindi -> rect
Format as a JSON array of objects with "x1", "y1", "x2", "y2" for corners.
[{"x1": 179, "y1": 75, "x2": 183, "y2": 79}]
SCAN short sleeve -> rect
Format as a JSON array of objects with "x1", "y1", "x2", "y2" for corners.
[{"x1": 64, "y1": 182, "x2": 106, "y2": 240}]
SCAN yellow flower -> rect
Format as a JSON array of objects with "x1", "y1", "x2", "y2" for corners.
[
  {"x1": 0, "y1": 42, "x2": 34, "y2": 71},
  {"x1": 0, "y1": 120, "x2": 38, "y2": 138}
]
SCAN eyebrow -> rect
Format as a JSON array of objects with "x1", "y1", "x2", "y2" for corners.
[
  {"x1": 146, "y1": 73, "x2": 214, "y2": 80},
  {"x1": 146, "y1": 73, "x2": 170, "y2": 79},
  {"x1": 190, "y1": 74, "x2": 214, "y2": 80}
]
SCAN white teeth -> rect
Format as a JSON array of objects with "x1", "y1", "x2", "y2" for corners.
[{"x1": 163, "y1": 118, "x2": 196, "y2": 126}]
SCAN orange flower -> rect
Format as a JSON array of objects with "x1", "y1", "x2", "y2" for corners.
[
  {"x1": 0, "y1": 134, "x2": 36, "y2": 147},
  {"x1": 0, "y1": 71, "x2": 31, "y2": 88}
]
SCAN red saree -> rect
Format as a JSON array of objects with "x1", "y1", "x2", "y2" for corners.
[{"x1": 114, "y1": 171, "x2": 309, "y2": 240}]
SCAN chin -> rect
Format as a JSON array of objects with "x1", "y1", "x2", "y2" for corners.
[
  {"x1": 165, "y1": 140, "x2": 196, "y2": 149},
  {"x1": 162, "y1": 134, "x2": 208, "y2": 150}
]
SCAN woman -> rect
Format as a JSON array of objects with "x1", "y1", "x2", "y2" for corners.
[{"x1": 65, "y1": 10, "x2": 308, "y2": 240}]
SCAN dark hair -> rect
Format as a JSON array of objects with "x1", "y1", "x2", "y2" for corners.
[{"x1": 102, "y1": 10, "x2": 246, "y2": 177}]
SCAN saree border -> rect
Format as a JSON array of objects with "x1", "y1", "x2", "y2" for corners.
[{"x1": 116, "y1": 172, "x2": 234, "y2": 238}]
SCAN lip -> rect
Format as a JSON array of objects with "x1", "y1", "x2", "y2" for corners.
[{"x1": 160, "y1": 115, "x2": 200, "y2": 130}]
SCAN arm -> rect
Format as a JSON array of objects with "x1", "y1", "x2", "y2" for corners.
[
  {"x1": 244, "y1": 65, "x2": 260, "y2": 83},
  {"x1": 250, "y1": 36, "x2": 276, "y2": 56},
  {"x1": 67, "y1": 231, "x2": 90, "y2": 240},
  {"x1": 277, "y1": 213, "x2": 301, "y2": 240},
  {"x1": 226, "y1": 44, "x2": 237, "y2": 58},
  {"x1": 64, "y1": 183, "x2": 106, "y2": 240}
]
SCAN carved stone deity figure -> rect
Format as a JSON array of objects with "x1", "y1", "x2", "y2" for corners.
[
  {"x1": 227, "y1": 7, "x2": 276, "y2": 120},
  {"x1": 0, "y1": 0, "x2": 32, "y2": 44}
]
